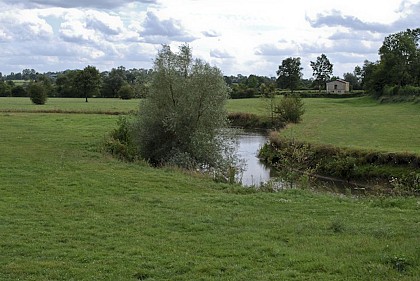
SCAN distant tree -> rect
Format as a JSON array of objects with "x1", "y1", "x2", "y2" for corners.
[
  {"x1": 310, "y1": 54, "x2": 333, "y2": 92},
  {"x1": 101, "y1": 66, "x2": 127, "y2": 98},
  {"x1": 11, "y1": 85, "x2": 27, "y2": 97},
  {"x1": 378, "y1": 28, "x2": 420, "y2": 87},
  {"x1": 56, "y1": 70, "x2": 79, "y2": 97},
  {"x1": 118, "y1": 84, "x2": 134, "y2": 100},
  {"x1": 276, "y1": 57, "x2": 303, "y2": 93},
  {"x1": 0, "y1": 81, "x2": 12, "y2": 97},
  {"x1": 133, "y1": 44, "x2": 231, "y2": 169},
  {"x1": 343, "y1": 73, "x2": 358, "y2": 91},
  {"x1": 260, "y1": 82, "x2": 277, "y2": 123},
  {"x1": 22, "y1": 69, "x2": 37, "y2": 80},
  {"x1": 28, "y1": 82, "x2": 47, "y2": 105},
  {"x1": 75, "y1": 66, "x2": 101, "y2": 102}
]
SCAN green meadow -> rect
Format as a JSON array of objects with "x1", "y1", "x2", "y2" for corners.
[
  {"x1": 225, "y1": 96, "x2": 420, "y2": 154},
  {"x1": 0, "y1": 98, "x2": 419, "y2": 280}
]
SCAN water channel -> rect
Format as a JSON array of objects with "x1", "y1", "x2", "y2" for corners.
[
  {"x1": 235, "y1": 130, "x2": 373, "y2": 195},
  {"x1": 234, "y1": 130, "x2": 273, "y2": 186}
]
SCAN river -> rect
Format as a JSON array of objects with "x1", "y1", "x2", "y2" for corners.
[
  {"x1": 235, "y1": 130, "x2": 372, "y2": 195},
  {"x1": 235, "y1": 130, "x2": 273, "y2": 186}
]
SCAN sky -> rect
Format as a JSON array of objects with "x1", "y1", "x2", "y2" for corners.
[{"x1": 0, "y1": 0, "x2": 419, "y2": 78}]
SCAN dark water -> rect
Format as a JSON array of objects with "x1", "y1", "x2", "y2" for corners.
[{"x1": 235, "y1": 131, "x2": 273, "y2": 186}]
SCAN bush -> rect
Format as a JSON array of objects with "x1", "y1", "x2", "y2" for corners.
[
  {"x1": 28, "y1": 83, "x2": 47, "y2": 105},
  {"x1": 103, "y1": 116, "x2": 137, "y2": 161},
  {"x1": 274, "y1": 96, "x2": 305, "y2": 123},
  {"x1": 11, "y1": 85, "x2": 27, "y2": 97},
  {"x1": 230, "y1": 87, "x2": 258, "y2": 99},
  {"x1": 228, "y1": 112, "x2": 284, "y2": 129},
  {"x1": 118, "y1": 84, "x2": 134, "y2": 100},
  {"x1": 399, "y1": 85, "x2": 420, "y2": 96}
]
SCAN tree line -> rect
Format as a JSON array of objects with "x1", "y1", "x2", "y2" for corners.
[
  {"x1": 1, "y1": 28, "x2": 418, "y2": 100},
  {"x1": 0, "y1": 66, "x2": 153, "y2": 101}
]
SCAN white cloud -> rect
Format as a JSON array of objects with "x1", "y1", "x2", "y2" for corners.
[{"x1": 0, "y1": 0, "x2": 419, "y2": 77}]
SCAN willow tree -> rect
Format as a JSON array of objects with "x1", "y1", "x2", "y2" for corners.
[{"x1": 133, "y1": 44, "x2": 230, "y2": 169}]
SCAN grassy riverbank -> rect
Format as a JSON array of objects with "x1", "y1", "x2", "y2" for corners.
[
  {"x1": 226, "y1": 96, "x2": 420, "y2": 154},
  {"x1": 1, "y1": 112, "x2": 419, "y2": 280}
]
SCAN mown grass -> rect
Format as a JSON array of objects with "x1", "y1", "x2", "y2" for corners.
[
  {"x1": 2, "y1": 96, "x2": 420, "y2": 154},
  {"x1": 0, "y1": 112, "x2": 419, "y2": 280},
  {"x1": 227, "y1": 96, "x2": 420, "y2": 154},
  {"x1": 0, "y1": 97, "x2": 140, "y2": 114}
]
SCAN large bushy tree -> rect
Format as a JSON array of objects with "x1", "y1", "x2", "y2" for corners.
[
  {"x1": 75, "y1": 66, "x2": 101, "y2": 102},
  {"x1": 133, "y1": 44, "x2": 230, "y2": 169},
  {"x1": 362, "y1": 28, "x2": 420, "y2": 96},
  {"x1": 276, "y1": 57, "x2": 303, "y2": 93}
]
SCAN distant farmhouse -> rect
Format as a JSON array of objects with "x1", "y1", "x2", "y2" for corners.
[{"x1": 326, "y1": 79, "x2": 350, "y2": 94}]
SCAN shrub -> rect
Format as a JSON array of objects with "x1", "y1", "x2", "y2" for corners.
[
  {"x1": 399, "y1": 85, "x2": 420, "y2": 96},
  {"x1": 103, "y1": 116, "x2": 137, "y2": 161},
  {"x1": 28, "y1": 83, "x2": 47, "y2": 105},
  {"x1": 11, "y1": 85, "x2": 27, "y2": 97},
  {"x1": 118, "y1": 84, "x2": 134, "y2": 100},
  {"x1": 274, "y1": 95, "x2": 305, "y2": 123}
]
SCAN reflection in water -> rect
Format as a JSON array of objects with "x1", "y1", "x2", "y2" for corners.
[{"x1": 235, "y1": 131, "x2": 272, "y2": 186}]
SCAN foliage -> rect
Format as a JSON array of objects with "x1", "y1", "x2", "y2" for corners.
[
  {"x1": 228, "y1": 112, "x2": 283, "y2": 129},
  {"x1": 11, "y1": 85, "x2": 27, "y2": 97},
  {"x1": 274, "y1": 95, "x2": 305, "y2": 123},
  {"x1": 28, "y1": 82, "x2": 47, "y2": 105},
  {"x1": 55, "y1": 70, "x2": 80, "y2": 98},
  {"x1": 363, "y1": 29, "x2": 420, "y2": 97},
  {"x1": 118, "y1": 84, "x2": 134, "y2": 100},
  {"x1": 0, "y1": 81, "x2": 12, "y2": 97},
  {"x1": 101, "y1": 66, "x2": 127, "y2": 98},
  {"x1": 230, "y1": 84, "x2": 258, "y2": 99},
  {"x1": 75, "y1": 65, "x2": 101, "y2": 102},
  {"x1": 103, "y1": 116, "x2": 137, "y2": 161},
  {"x1": 276, "y1": 57, "x2": 303, "y2": 93},
  {"x1": 133, "y1": 44, "x2": 231, "y2": 169},
  {"x1": 310, "y1": 54, "x2": 333, "y2": 92},
  {"x1": 261, "y1": 133, "x2": 420, "y2": 194}
]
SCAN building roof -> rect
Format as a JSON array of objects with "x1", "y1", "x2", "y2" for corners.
[{"x1": 327, "y1": 79, "x2": 349, "y2": 84}]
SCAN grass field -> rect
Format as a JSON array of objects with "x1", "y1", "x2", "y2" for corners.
[
  {"x1": 226, "y1": 96, "x2": 420, "y2": 154},
  {"x1": 2, "y1": 96, "x2": 420, "y2": 154},
  {"x1": 0, "y1": 97, "x2": 139, "y2": 114},
  {"x1": 1, "y1": 110, "x2": 420, "y2": 279}
]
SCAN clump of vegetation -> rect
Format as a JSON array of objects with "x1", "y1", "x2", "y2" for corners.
[
  {"x1": 118, "y1": 84, "x2": 134, "y2": 100},
  {"x1": 274, "y1": 95, "x2": 305, "y2": 123},
  {"x1": 28, "y1": 82, "x2": 47, "y2": 105},
  {"x1": 259, "y1": 133, "x2": 420, "y2": 194},
  {"x1": 228, "y1": 112, "x2": 284, "y2": 129},
  {"x1": 103, "y1": 116, "x2": 137, "y2": 161},
  {"x1": 385, "y1": 255, "x2": 411, "y2": 272}
]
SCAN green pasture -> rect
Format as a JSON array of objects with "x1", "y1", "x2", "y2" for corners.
[
  {"x1": 0, "y1": 97, "x2": 139, "y2": 114},
  {"x1": 226, "y1": 96, "x2": 420, "y2": 154},
  {"x1": 2, "y1": 96, "x2": 420, "y2": 154},
  {"x1": 0, "y1": 111, "x2": 419, "y2": 280}
]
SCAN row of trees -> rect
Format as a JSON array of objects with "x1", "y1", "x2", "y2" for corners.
[
  {"x1": 0, "y1": 66, "x2": 153, "y2": 100},
  {"x1": 1, "y1": 29, "x2": 418, "y2": 100}
]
